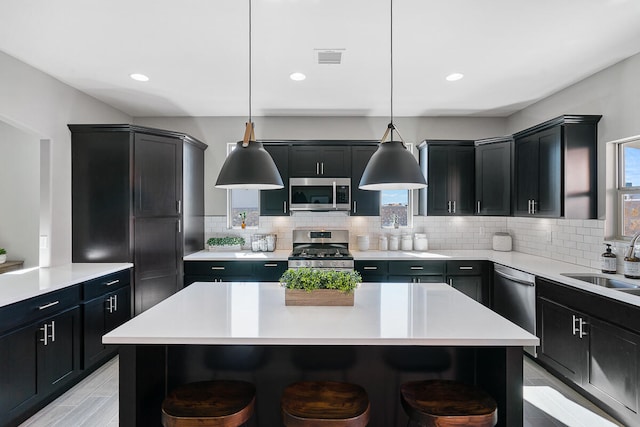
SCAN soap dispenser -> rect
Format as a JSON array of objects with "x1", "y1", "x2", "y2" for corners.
[{"x1": 601, "y1": 243, "x2": 617, "y2": 274}]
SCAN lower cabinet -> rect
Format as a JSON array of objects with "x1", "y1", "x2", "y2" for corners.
[
  {"x1": 184, "y1": 260, "x2": 288, "y2": 285},
  {"x1": 445, "y1": 261, "x2": 490, "y2": 306},
  {"x1": 354, "y1": 261, "x2": 388, "y2": 283},
  {"x1": 537, "y1": 278, "x2": 640, "y2": 426}
]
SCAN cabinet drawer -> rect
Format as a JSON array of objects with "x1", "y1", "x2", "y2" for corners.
[
  {"x1": 253, "y1": 261, "x2": 288, "y2": 282},
  {"x1": 184, "y1": 261, "x2": 247, "y2": 277},
  {"x1": 83, "y1": 269, "x2": 131, "y2": 300},
  {"x1": 388, "y1": 261, "x2": 444, "y2": 276},
  {"x1": 355, "y1": 261, "x2": 388, "y2": 275},
  {"x1": 446, "y1": 261, "x2": 485, "y2": 275},
  {"x1": 0, "y1": 285, "x2": 81, "y2": 334}
]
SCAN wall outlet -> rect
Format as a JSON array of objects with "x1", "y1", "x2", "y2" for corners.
[{"x1": 39, "y1": 235, "x2": 49, "y2": 249}]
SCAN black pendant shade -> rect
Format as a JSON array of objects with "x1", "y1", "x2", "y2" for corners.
[
  {"x1": 215, "y1": 138, "x2": 284, "y2": 190},
  {"x1": 359, "y1": 139, "x2": 427, "y2": 190}
]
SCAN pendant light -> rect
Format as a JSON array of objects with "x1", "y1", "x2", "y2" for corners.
[
  {"x1": 215, "y1": 0, "x2": 284, "y2": 190},
  {"x1": 359, "y1": 0, "x2": 427, "y2": 191}
]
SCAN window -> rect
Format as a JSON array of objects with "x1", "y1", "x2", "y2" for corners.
[
  {"x1": 380, "y1": 189, "x2": 412, "y2": 228},
  {"x1": 618, "y1": 140, "x2": 640, "y2": 237},
  {"x1": 227, "y1": 143, "x2": 259, "y2": 228}
]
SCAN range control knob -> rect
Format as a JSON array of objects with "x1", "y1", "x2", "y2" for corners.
[
  {"x1": 304, "y1": 261, "x2": 311, "y2": 267},
  {"x1": 317, "y1": 261, "x2": 324, "y2": 267}
]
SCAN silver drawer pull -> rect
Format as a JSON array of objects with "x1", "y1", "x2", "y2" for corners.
[
  {"x1": 38, "y1": 301, "x2": 60, "y2": 310},
  {"x1": 458, "y1": 266, "x2": 473, "y2": 270},
  {"x1": 264, "y1": 263, "x2": 278, "y2": 267},
  {"x1": 410, "y1": 266, "x2": 424, "y2": 270},
  {"x1": 363, "y1": 266, "x2": 378, "y2": 270},
  {"x1": 211, "y1": 266, "x2": 225, "y2": 270},
  {"x1": 106, "y1": 280, "x2": 120, "y2": 286}
]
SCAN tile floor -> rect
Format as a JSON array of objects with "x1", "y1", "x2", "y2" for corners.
[{"x1": 19, "y1": 355, "x2": 624, "y2": 427}]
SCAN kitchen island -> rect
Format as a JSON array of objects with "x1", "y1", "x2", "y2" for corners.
[{"x1": 104, "y1": 281, "x2": 538, "y2": 426}]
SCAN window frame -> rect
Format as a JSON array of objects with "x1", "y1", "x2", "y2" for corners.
[
  {"x1": 379, "y1": 143, "x2": 415, "y2": 229},
  {"x1": 616, "y1": 138, "x2": 640, "y2": 238}
]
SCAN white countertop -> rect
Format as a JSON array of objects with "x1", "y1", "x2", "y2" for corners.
[
  {"x1": 103, "y1": 281, "x2": 539, "y2": 346},
  {"x1": 0, "y1": 263, "x2": 133, "y2": 308},
  {"x1": 184, "y1": 250, "x2": 290, "y2": 261}
]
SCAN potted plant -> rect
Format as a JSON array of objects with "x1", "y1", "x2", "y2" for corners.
[
  {"x1": 239, "y1": 211, "x2": 247, "y2": 229},
  {"x1": 279, "y1": 268, "x2": 362, "y2": 306},
  {"x1": 207, "y1": 236, "x2": 245, "y2": 252},
  {"x1": 0, "y1": 248, "x2": 6, "y2": 264}
]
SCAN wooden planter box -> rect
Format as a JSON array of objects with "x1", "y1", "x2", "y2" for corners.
[{"x1": 284, "y1": 289, "x2": 355, "y2": 306}]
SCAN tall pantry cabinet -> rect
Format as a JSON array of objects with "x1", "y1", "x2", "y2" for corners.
[{"x1": 70, "y1": 124, "x2": 206, "y2": 314}]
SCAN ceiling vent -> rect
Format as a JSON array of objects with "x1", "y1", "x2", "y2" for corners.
[{"x1": 316, "y1": 49, "x2": 345, "y2": 65}]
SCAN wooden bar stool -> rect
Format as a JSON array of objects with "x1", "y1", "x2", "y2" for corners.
[
  {"x1": 161, "y1": 380, "x2": 256, "y2": 427},
  {"x1": 281, "y1": 381, "x2": 370, "y2": 427},
  {"x1": 400, "y1": 380, "x2": 497, "y2": 427}
]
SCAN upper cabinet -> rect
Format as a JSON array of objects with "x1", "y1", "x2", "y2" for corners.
[
  {"x1": 350, "y1": 145, "x2": 380, "y2": 216},
  {"x1": 475, "y1": 137, "x2": 512, "y2": 216},
  {"x1": 260, "y1": 144, "x2": 289, "y2": 216},
  {"x1": 419, "y1": 141, "x2": 475, "y2": 216},
  {"x1": 289, "y1": 145, "x2": 351, "y2": 177},
  {"x1": 513, "y1": 115, "x2": 601, "y2": 219}
]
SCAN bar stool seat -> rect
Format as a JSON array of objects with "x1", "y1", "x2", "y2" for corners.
[
  {"x1": 161, "y1": 380, "x2": 256, "y2": 427},
  {"x1": 400, "y1": 380, "x2": 497, "y2": 427},
  {"x1": 281, "y1": 381, "x2": 370, "y2": 427}
]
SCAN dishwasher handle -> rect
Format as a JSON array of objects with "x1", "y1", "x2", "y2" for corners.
[{"x1": 494, "y1": 269, "x2": 536, "y2": 286}]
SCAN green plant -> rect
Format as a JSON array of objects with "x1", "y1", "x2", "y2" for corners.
[
  {"x1": 279, "y1": 268, "x2": 362, "y2": 294},
  {"x1": 207, "y1": 236, "x2": 245, "y2": 247},
  {"x1": 0, "y1": 248, "x2": 5, "y2": 255}
]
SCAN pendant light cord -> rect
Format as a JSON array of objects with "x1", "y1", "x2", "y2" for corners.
[
  {"x1": 390, "y1": 0, "x2": 393, "y2": 132},
  {"x1": 249, "y1": 0, "x2": 252, "y2": 125}
]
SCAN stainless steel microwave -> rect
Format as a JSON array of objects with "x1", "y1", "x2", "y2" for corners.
[{"x1": 289, "y1": 177, "x2": 351, "y2": 211}]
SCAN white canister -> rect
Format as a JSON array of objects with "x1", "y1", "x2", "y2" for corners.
[
  {"x1": 414, "y1": 234, "x2": 428, "y2": 251},
  {"x1": 389, "y1": 235, "x2": 399, "y2": 251},
  {"x1": 401, "y1": 234, "x2": 413, "y2": 251},
  {"x1": 492, "y1": 232, "x2": 512, "y2": 252},
  {"x1": 357, "y1": 235, "x2": 370, "y2": 251},
  {"x1": 379, "y1": 236, "x2": 388, "y2": 251}
]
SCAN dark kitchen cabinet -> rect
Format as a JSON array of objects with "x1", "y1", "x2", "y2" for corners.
[
  {"x1": 289, "y1": 145, "x2": 351, "y2": 177},
  {"x1": 445, "y1": 261, "x2": 490, "y2": 305},
  {"x1": 355, "y1": 260, "x2": 388, "y2": 282},
  {"x1": 388, "y1": 260, "x2": 445, "y2": 283},
  {"x1": 351, "y1": 145, "x2": 380, "y2": 216},
  {"x1": 537, "y1": 277, "x2": 640, "y2": 426},
  {"x1": 513, "y1": 115, "x2": 600, "y2": 218},
  {"x1": 0, "y1": 286, "x2": 81, "y2": 427},
  {"x1": 475, "y1": 137, "x2": 512, "y2": 216},
  {"x1": 260, "y1": 144, "x2": 289, "y2": 216},
  {"x1": 184, "y1": 260, "x2": 288, "y2": 285},
  {"x1": 419, "y1": 141, "x2": 475, "y2": 216},
  {"x1": 82, "y1": 270, "x2": 132, "y2": 369},
  {"x1": 70, "y1": 124, "x2": 207, "y2": 314}
]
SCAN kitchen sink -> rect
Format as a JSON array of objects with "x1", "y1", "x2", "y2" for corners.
[{"x1": 560, "y1": 273, "x2": 640, "y2": 289}]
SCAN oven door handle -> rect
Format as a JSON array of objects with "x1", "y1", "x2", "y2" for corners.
[{"x1": 332, "y1": 181, "x2": 337, "y2": 209}]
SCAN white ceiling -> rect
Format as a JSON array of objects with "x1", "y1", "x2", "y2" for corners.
[{"x1": 1, "y1": 0, "x2": 640, "y2": 118}]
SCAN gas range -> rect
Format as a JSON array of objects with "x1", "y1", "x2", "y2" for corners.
[{"x1": 287, "y1": 230, "x2": 354, "y2": 270}]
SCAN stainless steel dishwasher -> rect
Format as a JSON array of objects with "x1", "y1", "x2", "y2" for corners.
[{"x1": 493, "y1": 264, "x2": 537, "y2": 357}]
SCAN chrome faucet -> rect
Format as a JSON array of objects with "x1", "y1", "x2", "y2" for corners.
[{"x1": 626, "y1": 232, "x2": 640, "y2": 258}]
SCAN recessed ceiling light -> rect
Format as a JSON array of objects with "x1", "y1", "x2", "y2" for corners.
[
  {"x1": 130, "y1": 73, "x2": 149, "y2": 82},
  {"x1": 446, "y1": 73, "x2": 464, "y2": 82},
  {"x1": 289, "y1": 72, "x2": 306, "y2": 81}
]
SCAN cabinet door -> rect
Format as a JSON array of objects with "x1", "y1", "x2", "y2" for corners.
[
  {"x1": 448, "y1": 276, "x2": 482, "y2": 303},
  {"x1": 537, "y1": 297, "x2": 587, "y2": 384},
  {"x1": 290, "y1": 146, "x2": 322, "y2": 177},
  {"x1": 475, "y1": 142, "x2": 511, "y2": 216},
  {"x1": 105, "y1": 286, "x2": 132, "y2": 333},
  {"x1": 321, "y1": 146, "x2": 350, "y2": 177},
  {"x1": 426, "y1": 146, "x2": 451, "y2": 215},
  {"x1": 0, "y1": 325, "x2": 38, "y2": 420},
  {"x1": 514, "y1": 136, "x2": 539, "y2": 216},
  {"x1": 536, "y1": 127, "x2": 562, "y2": 217},
  {"x1": 38, "y1": 307, "x2": 81, "y2": 395},
  {"x1": 388, "y1": 275, "x2": 444, "y2": 283},
  {"x1": 351, "y1": 145, "x2": 380, "y2": 216},
  {"x1": 260, "y1": 145, "x2": 289, "y2": 216},
  {"x1": 449, "y1": 146, "x2": 475, "y2": 215},
  {"x1": 252, "y1": 261, "x2": 288, "y2": 282},
  {"x1": 134, "y1": 133, "x2": 182, "y2": 217},
  {"x1": 355, "y1": 261, "x2": 388, "y2": 282},
  {"x1": 134, "y1": 217, "x2": 181, "y2": 313},
  {"x1": 584, "y1": 317, "x2": 640, "y2": 420}
]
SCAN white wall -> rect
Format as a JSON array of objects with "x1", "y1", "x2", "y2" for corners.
[
  {"x1": 0, "y1": 121, "x2": 39, "y2": 267},
  {"x1": 134, "y1": 115, "x2": 508, "y2": 215},
  {"x1": 0, "y1": 51, "x2": 131, "y2": 266}
]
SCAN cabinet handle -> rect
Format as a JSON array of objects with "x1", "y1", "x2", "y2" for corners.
[
  {"x1": 459, "y1": 266, "x2": 473, "y2": 270},
  {"x1": 177, "y1": 219, "x2": 181, "y2": 233},
  {"x1": 177, "y1": 200, "x2": 182, "y2": 214},
  {"x1": 477, "y1": 201, "x2": 481, "y2": 213},
  {"x1": 106, "y1": 280, "x2": 119, "y2": 286},
  {"x1": 453, "y1": 201, "x2": 456, "y2": 214},
  {"x1": 211, "y1": 266, "x2": 225, "y2": 270},
  {"x1": 264, "y1": 263, "x2": 278, "y2": 267},
  {"x1": 50, "y1": 320, "x2": 56, "y2": 343},
  {"x1": 447, "y1": 201, "x2": 452, "y2": 213},
  {"x1": 410, "y1": 266, "x2": 424, "y2": 270},
  {"x1": 316, "y1": 162, "x2": 320, "y2": 175},
  {"x1": 40, "y1": 323, "x2": 48, "y2": 346},
  {"x1": 283, "y1": 201, "x2": 287, "y2": 213},
  {"x1": 579, "y1": 318, "x2": 588, "y2": 339},
  {"x1": 107, "y1": 296, "x2": 114, "y2": 314},
  {"x1": 531, "y1": 200, "x2": 536, "y2": 215},
  {"x1": 572, "y1": 315, "x2": 579, "y2": 336},
  {"x1": 449, "y1": 279, "x2": 453, "y2": 286},
  {"x1": 363, "y1": 266, "x2": 378, "y2": 270},
  {"x1": 528, "y1": 199, "x2": 532, "y2": 214},
  {"x1": 38, "y1": 300, "x2": 60, "y2": 310},
  {"x1": 353, "y1": 201, "x2": 357, "y2": 214},
  {"x1": 321, "y1": 162, "x2": 324, "y2": 175},
  {"x1": 113, "y1": 295, "x2": 118, "y2": 312}
]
